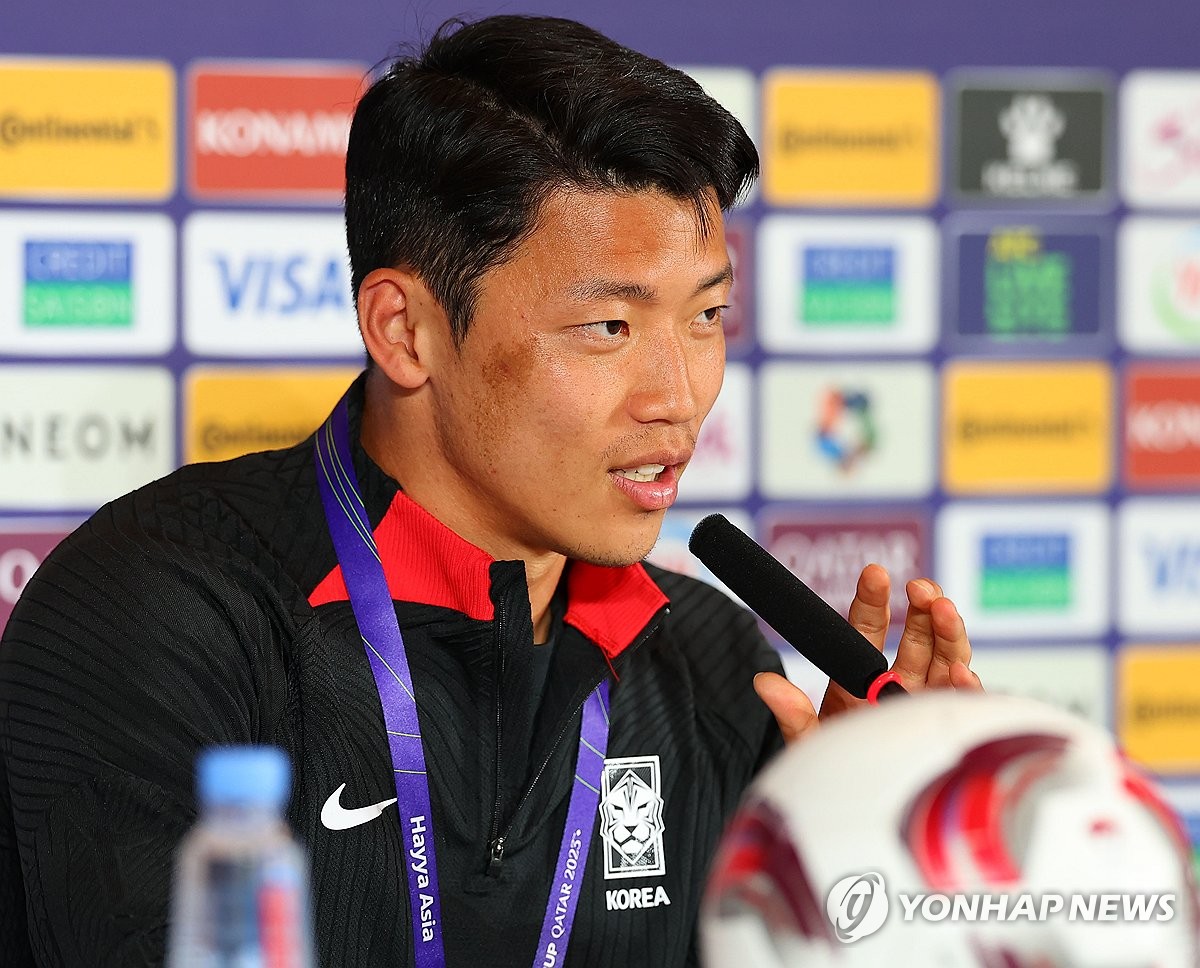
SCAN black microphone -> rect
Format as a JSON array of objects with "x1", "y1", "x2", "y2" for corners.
[{"x1": 688, "y1": 513, "x2": 906, "y2": 702}]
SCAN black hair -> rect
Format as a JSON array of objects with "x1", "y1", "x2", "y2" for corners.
[{"x1": 345, "y1": 14, "x2": 759, "y2": 345}]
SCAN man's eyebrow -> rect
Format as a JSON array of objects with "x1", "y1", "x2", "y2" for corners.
[
  {"x1": 568, "y1": 263, "x2": 735, "y2": 304},
  {"x1": 693, "y1": 263, "x2": 734, "y2": 297}
]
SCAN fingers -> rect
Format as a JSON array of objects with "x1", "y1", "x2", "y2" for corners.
[
  {"x1": 754, "y1": 672, "x2": 819, "y2": 744},
  {"x1": 893, "y1": 578, "x2": 974, "y2": 691},
  {"x1": 950, "y1": 659, "x2": 984, "y2": 692},
  {"x1": 845, "y1": 563, "x2": 891, "y2": 653}
]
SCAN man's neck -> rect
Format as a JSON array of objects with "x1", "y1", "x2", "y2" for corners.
[{"x1": 361, "y1": 371, "x2": 566, "y2": 643}]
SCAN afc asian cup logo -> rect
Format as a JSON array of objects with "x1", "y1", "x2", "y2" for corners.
[{"x1": 826, "y1": 872, "x2": 889, "y2": 943}]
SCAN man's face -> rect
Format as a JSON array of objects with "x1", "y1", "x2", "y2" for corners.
[{"x1": 426, "y1": 187, "x2": 730, "y2": 566}]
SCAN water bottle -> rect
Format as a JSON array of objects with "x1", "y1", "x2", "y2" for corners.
[{"x1": 167, "y1": 745, "x2": 316, "y2": 968}]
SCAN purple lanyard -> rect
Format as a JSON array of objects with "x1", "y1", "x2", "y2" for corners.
[{"x1": 314, "y1": 394, "x2": 610, "y2": 968}]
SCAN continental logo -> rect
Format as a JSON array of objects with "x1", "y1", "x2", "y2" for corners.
[
  {"x1": 763, "y1": 71, "x2": 939, "y2": 206},
  {"x1": 942, "y1": 362, "x2": 1112, "y2": 493},
  {"x1": 0, "y1": 113, "x2": 160, "y2": 148},
  {"x1": 185, "y1": 367, "x2": 359, "y2": 463},
  {"x1": 0, "y1": 59, "x2": 173, "y2": 199},
  {"x1": 1125, "y1": 365, "x2": 1200, "y2": 488},
  {"x1": 188, "y1": 62, "x2": 366, "y2": 200},
  {"x1": 1119, "y1": 646, "x2": 1200, "y2": 773}
]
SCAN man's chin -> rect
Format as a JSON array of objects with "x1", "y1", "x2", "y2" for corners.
[{"x1": 566, "y1": 524, "x2": 663, "y2": 569}]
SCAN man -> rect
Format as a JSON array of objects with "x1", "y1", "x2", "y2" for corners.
[{"x1": 0, "y1": 15, "x2": 977, "y2": 968}]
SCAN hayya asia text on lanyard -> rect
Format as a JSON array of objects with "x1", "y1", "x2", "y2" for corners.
[{"x1": 314, "y1": 394, "x2": 611, "y2": 968}]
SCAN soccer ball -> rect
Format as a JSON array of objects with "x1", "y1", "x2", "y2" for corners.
[{"x1": 702, "y1": 692, "x2": 1199, "y2": 967}]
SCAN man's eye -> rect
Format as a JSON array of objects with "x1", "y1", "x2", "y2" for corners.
[
  {"x1": 582, "y1": 320, "x2": 628, "y2": 337},
  {"x1": 696, "y1": 305, "x2": 728, "y2": 326}
]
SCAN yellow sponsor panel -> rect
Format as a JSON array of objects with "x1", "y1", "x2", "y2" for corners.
[
  {"x1": 763, "y1": 71, "x2": 939, "y2": 207},
  {"x1": 942, "y1": 361, "x2": 1112, "y2": 493},
  {"x1": 0, "y1": 58, "x2": 174, "y2": 199},
  {"x1": 1119, "y1": 646, "x2": 1200, "y2": 774},
  {"x1": 185, "y1": 367, "x2": 360, "y2": 464}
]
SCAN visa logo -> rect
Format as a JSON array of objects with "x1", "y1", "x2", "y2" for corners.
[
  {"x1": 801, "y1": 245, "x2": 895, "y2": 325},
  {"x1": 23, "y1": 239, "x2": 133, "y2": 327},
  {"x1": 1143, "y1": 539, "x2": 1200, "y2": 594},
  {"x1": 214, "y1": 254, "x2": 347, "y2": 315},
  {"x1": 980, "y1": 532, "x2": 1071, "y2": 611}
]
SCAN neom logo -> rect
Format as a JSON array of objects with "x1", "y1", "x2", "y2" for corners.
[{"x1": 0, "y1": 413, "x2": 157, "y2": 460}]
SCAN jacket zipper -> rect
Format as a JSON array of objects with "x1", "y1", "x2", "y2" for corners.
[
  {"x1": 484, "y1": 606, "x2": 667, "y2": 876},
  {"x1": 486, "y1": 595, "x2": 508, "y2": 874}
]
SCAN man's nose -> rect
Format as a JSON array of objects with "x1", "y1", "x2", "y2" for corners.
[{"x1": 626, "y1": 330, "x2": 703, "y2": 425}]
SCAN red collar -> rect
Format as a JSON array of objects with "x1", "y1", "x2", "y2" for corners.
[{"x1": 309, "y1": 489, "x2": 667, "y2": 659}]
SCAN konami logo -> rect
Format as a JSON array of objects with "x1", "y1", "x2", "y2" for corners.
[
  {"x1": 1125, "y1": 365, "x2": 1200, "y2": 489},
  {"x1": 188, "y1": 61, "x2": 367, "y2": 201}
]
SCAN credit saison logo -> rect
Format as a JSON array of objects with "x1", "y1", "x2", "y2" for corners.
[
  {"x1": 195, "y1": 108, "x2": 349, "y2": 158},
  {"x1": 0, "y1": 112, "x2": 160, "y2": 148},
  {"x1": 980, "y1": 532, "x2": 1072, "y2": 611},
  {"x1": 23, "y1": 240, "x2": 133, "y2": 328},
  {"x1": 801, "y1": 246, "x2": 896, "y2": 325},
  {"x1": 827, "y1": 871, "x2": 1176, "y2": 943}
]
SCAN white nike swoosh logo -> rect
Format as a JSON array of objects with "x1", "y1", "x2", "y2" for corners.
[{"x1": 321, "y1": 783, "x2": 398, "y2": 831}]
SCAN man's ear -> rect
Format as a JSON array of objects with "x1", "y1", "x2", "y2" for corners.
[{"x1": 358, "y1": 268, "x2": 446, "y2": 389}]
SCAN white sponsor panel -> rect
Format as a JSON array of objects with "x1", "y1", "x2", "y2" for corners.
[
  {"x1": 1118, "y1": 498, "x2": 1200, "y2": 636},
  {"x1": 760, "y1": 361, "x2": 935, "y2": 498},
  {"x1": 678, "y1": 66, "x2": 757, "y2": 203},
  {"x1": 1121, "y1": 71, "x2": 1200, "y2": 209},
  {"x1": 678, "y1": 362, "x2": 751, "y2": 501},
  {"x1": 968, "y1": 644, "x2": 1111, "y2": 727},
  {"x1": 757, "y1": 215, "x2": 937, "y2": 354},
  {"x1": 936, "y1": 502, "x2": 1110, "y2": 640},
  {"x1": 0, "y1": 365, "x2": 174, "y2": 509},
  {"x1": 1118, "y1": 217, "x2": 1200, "y2": 353},
  {"x1": 646, "y1": 507, "x2": 752, "y2": 604},
  {"x1": 0, "y1": 210, "x2": 174, "y2": 355},
  {"x1": 184, "y1": 211, "x2": 362, "y2": 356}
]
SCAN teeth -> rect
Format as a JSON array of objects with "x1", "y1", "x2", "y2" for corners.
[{"x1": 617, "y1": 464, "x2": 666, "y2": 482}]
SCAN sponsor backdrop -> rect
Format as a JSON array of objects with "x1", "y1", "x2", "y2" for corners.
[{"x1": 4, "y1": 0, "x2": 1200, "y2": 841}]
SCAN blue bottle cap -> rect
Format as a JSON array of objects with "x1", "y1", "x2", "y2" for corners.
[{"x1": 197, "y1": 745, "x2": 291, "y2": 809}]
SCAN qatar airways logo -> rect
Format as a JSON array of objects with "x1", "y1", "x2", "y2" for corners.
[{"x1": 826, "y1": 871, "x2": 1177, "y2": 942}]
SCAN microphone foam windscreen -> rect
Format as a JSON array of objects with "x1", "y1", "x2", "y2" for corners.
[{"x1": 688, "y1": 513, "x2": 887, "y2": 699}]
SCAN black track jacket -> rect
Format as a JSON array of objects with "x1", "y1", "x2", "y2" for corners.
[{"x1": 0, "y1": 382, "x2": 784, "y2": 967}]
